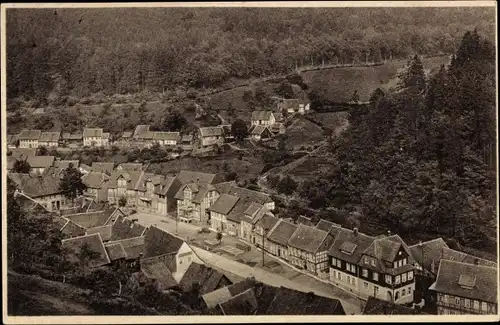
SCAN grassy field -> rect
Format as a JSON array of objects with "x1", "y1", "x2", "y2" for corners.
[
  {"x1": 302, "y1": 56, "x2": 450, "y2": 102},
  {"x1": 284, "y1": 116, "x2": 325, "y2": 151}
]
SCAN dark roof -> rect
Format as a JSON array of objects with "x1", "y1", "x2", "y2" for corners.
[
  {"x1": 225, "y1": 186, "x2": 273, "y2": 205},
  {"x1": 250, "y1": 125, "x2": 270, "y2": 136},
  {"x1": 26, "y1": 155, "x2": 55, "y2": 168},
  {"x1": 430, "y1": 259, "x2": 497, "y2": 303},
  {"x1": 153, "y1": 131, "x2": 180, "y2": 141},
  {"x1": 8, "y1": 173, "x2": 63, "y2": 198},
  {"x1": 266, "y1": 287, "x2": 345, "y2": 315},
  {"x1": 267, "y1": 220, "x2": 298, "y2": 246},
  {"x1": 105, "y1": 236, "x2": 145, "y2": 260},
  {"x1": 176, "y1": 170, "x2": 221, "y2": 185},
  {"x1": 91, "y1": 162, "x2": 115, "y2": 174},
  {"x1": 107, "y1": 170, "x2": 144, "y2": 190},
  {"x1": 61, "y1": 233, "x2": 111, "y2": 268},
  {"x1": 179, "y1": 263, "x2": 231, "y2": 295},
  {"x1": 272, "y1": 112, "x2": 284, "y2": 122},
  {"x1": 86, "y1": 225, "x2": 113, "y2": 242},
  {"x1": 429, "y1": 247, "x2": 497, "y2": 275},
  {"x1": 140, "y1": 259, "x2": 178, "y2": 290},
  {"x1": 328, "y1": 228, "x2": 375, "y2": 264},
  {"x1": 363, "y1": 297, "x2": 427, "y2": 315},
  {"x1": 110, "y1": 215, "x2": 146, "y2": 241},
  {"x1": 316, "y1": 219, "x2": 341, "y2": 232},
  {"x1": 82, "y1": 171, "x2": 109, "y2": 189},
  {"x1": 83, "y1": 128, "x2": 103, "y2": 138},
  {"x1": 104, "y1": 242, "x2": 128, "y2": 261},
  {"x1": 279, "y1": 99, "x2": 300, "y2": 110},
  {"x1": 7, "y1": 156, "x2": 17, "y2": 170},
  {"x1": 199, "y1": 126, "x2": 223, "y2": 137},
  {"x1": 39, "y1": 131, "x2": 61, "y2": 142},
  {"x1": 208, "y1": 194, "x2": 240, "y2": 215},
  {"x1": 65, "y1": 209, "x2": 117, "y2": 229},
  {"x1": 7, "y1": 134, "x2": 19, "y2": 145},
  {"x1": 60, "y1": 220, "x2": 86, "y2": 238},
  {"x1": 251, "y1": 110, "x2": 273, "y2": 121},
  {"x1": 296, "y1": 215, "x2": 313, "y2": 226},
  {"x1": 219, "y1": 288, "x2": 259, "y2": 315},
  {"x1": 287, "y1": 224, "x2": 333, "y2": 253},
  {"x1": 214, "y1": 181, "x2": 236, "y2": 194},
  {"x1": 18, "y1": 129, "x2": 41, "y2": 140},
  {"x1": 53, "y1": 160, "x2": 80, "y2": 169},
  {"x1": 143, "y1": 226, "x2": 184, "y2": 259},
  {"x1": 11, "y1": 148, "x2": 37, "y2": 159},
  {"x1": 255, "y1": 214, "x2": 279, "y2": 231},
  {"x1": 121, "y1": 131, "x2": 133, "y2": 138}
]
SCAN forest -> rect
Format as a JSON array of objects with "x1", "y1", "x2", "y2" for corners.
[
  {"x1": 315, "y1": 30, "x2": 496, "y2": 255},
  {"x1": 6, "y1": 7, "x2": 495, "y2": 104}
]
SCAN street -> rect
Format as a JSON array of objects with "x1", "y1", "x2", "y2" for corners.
[{"x1": 132, "y1": 211, "x2": 365, "y2": 314}]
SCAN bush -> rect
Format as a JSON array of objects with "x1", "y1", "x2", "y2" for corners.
[{"x1": 277, "y1": 175, "x2": 298, "y2": 195}]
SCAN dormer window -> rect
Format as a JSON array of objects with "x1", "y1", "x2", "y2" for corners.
[
  {"x1": 371, "y1": 259, "x2": 375, "y2": 267},
  {"x1": 340, "y1": 242, "x2": 357, "y2": 255},
  {"x1": 458, "y1": 274, "x2": 476, "y2": 289}
]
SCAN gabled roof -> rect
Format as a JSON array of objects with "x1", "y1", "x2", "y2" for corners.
[
  {"x1": 225, "y1": 186, "x2": 273, "y2": 205},
  {"x1": 219, "y1": 288, "x2": 259, "y2": 315},
  {"x1": 279, "y1": 99, "x2": 300, "y2": 110},
  {"x1": 82, "y1": 171, "x2": 109, "y2": 189},
  {"x1": 110, "y1": 215, "x2": 146, "y2": 241},
  {"x1": 214, "y1": 181, "x2": 236, "y2": 194},
  {"x1": 11, "y1": 148, "x2": 36, "y2": 159},
  {"x1": 133, "y1": 125, "x2": 151, "y2": 139},
  {"x1": 430, "y1": 259, "x2": 497, "y2": 303},
  {"x1": 316, "y1": 219, "x2": 341, "y2": 232},
  {"x1": 18, "y1": 129, "x2": 41, "y2": 140},
  {"x1": 266, "y1": 287, "x2": 345, "y2": 315},
  {"x1": 208, "y1": 194, "x2": 240, "y2": 215},
  {"x1": 250, "y1": 125, "x2": 270, "y2": 136},
  {"x1": 121, "y1": 131, "x2": 133, "y2": 138},
  {"x1": 202, "y1": 278, "x2": 256, "y2": 309},
  {"x1": 199, "y1": 126, "x2": 223, "y2": 137},
  {"x1": 296, "y1": 215, "x2": 313, "y2": 226},
  {"x1": 7, "y1": 134, "x2": 19, "y2": 145},
  {"x1": 153, "y1": 131, "x2": 180, "y2": 141},
  {"x1": 363, "y1": 297, "x2": 427, "y2": 315},
  {"x1": 104, "y1": 242, "x2": 128, "y2": 261},
  {"x1": 288, "y1": 224, "x2": 333, "y2": 253},
  {"x1": 62, "y1": 132, "x2": 83, "y2": 140},
  {"x1": 254, "y1": 214, "x2": 279, "y2": 231},
  {"x1": 61, "y1": 233, "x2": 111, "y2": 268},
  {"x1": 65, "y1": 209, "x2": 117, "y2": 229},
  {"x1": 8, "y1": 173, "x2": 63, "y2": 198},
  {"x1": 91, "y1": 162, "x2": 115, "y2": 174},
  {"x1": 140, "y1": 259, "x2": 178, "y2": 290},
  {"x1": 83, "y1": 128, "x2": 103, "y2": 138},
  {"x1": 60, "y1": 219, "x2": 86, "y2": 238},
  {"x1": 107, "y1": 170, "x2": 144, "y2": 190},
  {"x1": 251, "y1": 111, "x2": 273, "y2": 121},
  {"x1": 86, "y1": 225, "x2": 113, "y2": 242},
  {"x1": 243, "y1": 202, "x2": 263, "y2": 218},
  {"x1": 39, "y1": 131, "x2": 61, "y2": 142},
  {"x1": 26, "y1": 155, "x2": 55, "y2": 168},
  {"x1": 155, "y1": 176, "x2": 182, "y2": 197},
  {"x1": 267, "y1": 219, "x2": 298, "y2": 246},
  {"x1": 143, "y1": 226, "x2": 184, "y2": 259},
  {"x1": 105, "y1": 236, "x2": 145, "y2": 260},
  {"x1": 328, "y1": 228, "x2": 375, "y2": 264},
  {"x1": 179, "y1": 263, "x2": 231, "y2": 295},
  {"x1": 174, "y1": 183, "x2": 216, "y2": 204},
  {"x1": 272, "y1": 112, "x2": 283, "y2": 122}
]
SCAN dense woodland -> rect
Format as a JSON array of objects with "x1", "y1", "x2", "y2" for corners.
[
  {"x1": 316, "y1": 30, "x2": 496, "y2": 253},
  {"x1": 6, "y1": 7, "x2": 495, "y2": 104}
]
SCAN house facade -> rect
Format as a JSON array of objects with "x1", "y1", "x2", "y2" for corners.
[
  {"x1": 199, "y1": 127, "x2": 224, "y2": 147},
  {"x1": 265, "y1": 219, "x2": 298, "y2": 260},
  {"x1": 38, "y1": 132, "x2": 61, "y2": 147},
  {"x1": 430, "y1": 259, "x2": 497, "y2": 315},
  {"x1": 27, "y1": 156, "x2": 55, "y2": 174},
  {"x1": 287, "y1": 224, "x2": 335, "y2": 275},
  {"x1": 83, "y1": 128, "x2": 105, "y2": 147},
  {"x1": 279, "y1": 99, "x2": 310, "y2": 115},
  {"x1": 153, "y1": 132, "x2": 180, "y2": 146},
  {"x1": 250, "y1": 125, "x2": 272, "y2": 141},
  {"x1": 251, "y1": 111, "x2": 276, "y2": 127},
  {"x1": 82, "y1": 171, "x2": 110, "y2": 203},
  {"x1": 18, "y1": 129, "x2": 41, "y2": 148},
  {"x1": 207, "y1": 193, "x2": 240, "y2": 234},
  {"x1": 175, "y1": 183, "x2": 220, "y2": 223}
]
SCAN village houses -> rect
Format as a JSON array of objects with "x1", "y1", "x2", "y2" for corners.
[
  {"x1": 265, "y1": 219, "x2": 298, "y2": 260},
  {"x1": 38, "y1": 131, "x2": 61, "y2": 147},
  {"x1": 18, "y1": 129, "x2": 41, "y2": 148},
  {"x1": 199, "y1": 126, "x2": 224, "y2": 147},
  {"x1": 250, "y1": 111, "x2": 277, "y2": 127},
  {"x1": 250, "y1": 125, "x2": 272, "y2": 141},
  {"x1": 61, "y1": 132, "x2": 83, "y2": 148},
  {"x1": 429, "y1": 259, "x2": 497, "y2": 315},
  {"x1": 26, "y1": 155, "x2": 55, "y2": 174},
  {"x1": 83, "y1": 128, "x2": 108, "y2": 147},
  {"x1": 287, "y1": 224, "x2": 335, "y2": 275},
  {"x1": 132, "y1": 125, "x2": 154, "y2": 147},
  {"x1": 82, "y1": 171, "x2": 110, "y2": 203},
  {"x1": 152, "y1": 131, "x2": 180, "y2": 146},
  {"x1": 278, "y1": 98, "x2": 310, "y2": 115}
]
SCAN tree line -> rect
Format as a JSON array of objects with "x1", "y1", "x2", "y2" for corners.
[{"x1": 6, "y1": 7, "x2": 495, "y2": 105}]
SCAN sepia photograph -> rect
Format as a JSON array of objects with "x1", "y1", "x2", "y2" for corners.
[{"x1": 1, "y1": 1, "x2": 498, "y2": 322}]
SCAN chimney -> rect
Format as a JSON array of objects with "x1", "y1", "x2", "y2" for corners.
[
  {"x1": 387, "y1": 230, "x2": 391, "y2": 236},
  {"x1": 418, "y1": 240, "x2": 423, "y2": 247},
  {"x1": 353, "y1": 228, "x2": 358, "y2": 236}
]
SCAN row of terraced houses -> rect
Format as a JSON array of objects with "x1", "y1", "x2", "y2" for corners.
[{"x1": 7, "y1": 161, "x2": 497, "y2": 315}]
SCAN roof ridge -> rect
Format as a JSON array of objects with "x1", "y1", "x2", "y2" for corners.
[{"x1": 61, "y1": 232, "x2": 101, "y2": 242}]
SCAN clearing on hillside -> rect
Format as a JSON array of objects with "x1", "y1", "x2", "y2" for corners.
[{"x1": 284, "y1": 117, "x2": 325, "y2": 151}]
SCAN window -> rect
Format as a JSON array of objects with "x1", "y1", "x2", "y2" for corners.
[
  {"x1": 337, "y1": 273, "x2": 341, "y2": 280},
  {"x1": 481, "y1": 302, "x2": 487, "y2": 312},
  {"x1": 347, "y1": 276, "x2": 351, "y2": 284},
  {"x1": 362, "y1": 268, "x2": 368, "y2": 277},
  {"x1": 408, "y1": 287, "x2": 412, "y2": 295},
  {"x1": 364, "y1": 257, "x2": 369, "y2": 264},
  {"x1": 455, "y1": 297, "x2": 460, "y2": 305},
  {"x1": 332, "y1": 257, "x2": 336, "y2": 266},
  {"x1": 402, "y1": 273, "x2": 407, "y2": 282},
  {"x1": 465, "y1": 299, "x2": 470, "y2": 308},
  {"x1": 395, "y1": 275, "x2": 401, "y2": 284},
  {"x1": 474, "y1": 300, "x2": 479, "y2": 310},
  {"x1": 393, "y1": 262, "x2": 397, "y2": 268},
  {"x1": 373, "y1": 272, "x2": 379, "y2": 281},
  {"x1": 364, "y1": 282, "x2": 368, "y2": 289},
  {"x1": 336, "y1": 259, "x2": 341, "y2": 268},
  {"x1": 371, "y1": 259, "x2": 375, "y2": 266},
  {"x1": 402, "y1": 289, "x2": 406, "y2": 296},
  {"x1": 408, "y1": 271, "x2": 414, "y2": 280},
  {"x1": 385, "y1": 275, "x2": 392, "y2": 284},
  {"x1": 374, "y1": 286, "x2": 379, "y2": 296},
  {"x1": 398, "y1": 260, "x2": 403, "y2": 268},
  {"x1": 403, "y1": 258, "x2": 407, "y2": 265}
]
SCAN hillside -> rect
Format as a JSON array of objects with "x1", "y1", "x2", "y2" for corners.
[{"x1": 303, "y1": 55, "x2": 450, "y2": 103}]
